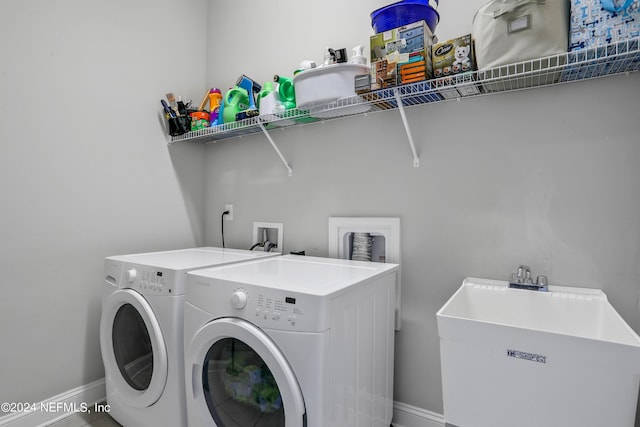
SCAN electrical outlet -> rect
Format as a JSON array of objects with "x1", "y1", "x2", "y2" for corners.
[{"x1": 224, "y1": 204, "x2": 233, "y2": 220}]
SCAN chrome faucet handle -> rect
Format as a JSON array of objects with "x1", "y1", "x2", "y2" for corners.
[
  {"x1": 524, "y1": 268, "x2": 533, "y2": 284},
  {"x1": 535, "y1": 275, "x2": 549, "y2": 291},
  {"x1": 509, "y1": 265, "x2": 548, "y2": 291},
  {"x1": 513, "y1": 265, "x2": 531, "y2": 283}
]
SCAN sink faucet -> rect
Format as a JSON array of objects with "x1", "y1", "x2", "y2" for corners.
[{"x1": 509, "y1": 265, "x2": 548, "y2": 292}]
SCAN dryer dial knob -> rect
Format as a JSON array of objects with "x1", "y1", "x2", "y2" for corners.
[
  {"x1": 230, "y1": 290, "x2": 248, "y2": 310},
  {"x1": 127, "y1": 269, "x2": 137, "y2": 283}
]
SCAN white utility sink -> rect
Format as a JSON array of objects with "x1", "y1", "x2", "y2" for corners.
[{"x1": 437, "y1": 277, "x2": 640, "y2": 427}]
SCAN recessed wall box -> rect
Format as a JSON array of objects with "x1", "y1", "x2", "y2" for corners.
[
  {"x1": 329, "y1": 217, "x2": 401, "y2": 330},
  {"x1": 252, "y1": 222, "x2": 283, "y2": 254}
]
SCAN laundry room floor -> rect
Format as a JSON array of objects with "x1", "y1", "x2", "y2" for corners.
[{"x1": 46, "y1": 407, "x2": 122, "y2": 427}]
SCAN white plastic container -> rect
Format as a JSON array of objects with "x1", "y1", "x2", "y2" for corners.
[
  {"x1": 258, "y1": 87, "x2": 295, "y2": 127},
  {"x1": 293, "y1": 63, "x2": 370, "y2": 110},
  {"x1": 437, "y1": 277, "x2": 640, "y2": 427},
  {"x1": 258, "y1": 89, "x2": 280, "y2": 118}
]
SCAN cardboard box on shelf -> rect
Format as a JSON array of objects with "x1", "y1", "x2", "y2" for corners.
[
  {"x1": 430, "y1": 34, "x2": 480, "y2": 98},
  {"x1": 398, "y1": 50, "x2": 429, "y2": 84},
  {"x1": 370, "y1": 20, "x2": 435, "y2": 89},
  {"x1": 432, "y1": 34, "x2": 475, "y2": 78}
]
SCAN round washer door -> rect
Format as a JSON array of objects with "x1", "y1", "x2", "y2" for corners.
[
  {"x1": 188, "y1": 317, "x2": 306, "y2": 427},
  {"x1": 100, "y1": 289, "x2": 168, "y2": 408}
]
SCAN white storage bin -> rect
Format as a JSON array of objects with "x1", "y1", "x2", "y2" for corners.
[
  {"x1": 293, "y1": 63, "x2": 370, "y2": 112},
  {"x1": 472, "y1": 0, "x2": 570, "y2": 70}
]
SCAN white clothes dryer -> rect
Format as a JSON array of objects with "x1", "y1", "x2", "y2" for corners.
[
  {"x1": 100, "y1": 247, "x2": 280, "y2": 427},
  {"x1": 184, "y1": 255, "x2": 399, "y2": 427}
]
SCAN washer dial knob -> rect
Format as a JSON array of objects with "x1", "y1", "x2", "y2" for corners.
[
  {"x1": 127, "y1": 269, "x2": 137, "y2": 283},
  {"x1": 230, "y1": 290, "x2": 248, "y2": 310}
]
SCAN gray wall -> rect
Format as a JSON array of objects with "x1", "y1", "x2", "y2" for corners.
[
  {"x1": 204, "y1": 0, "x2": 640, "y2": 416},
  {"x1": 1, "y1": 0, "x2": 638, "y2": 421},
  {"x1": 0, "y1": 0, "x2": 208, "y2": 410}
]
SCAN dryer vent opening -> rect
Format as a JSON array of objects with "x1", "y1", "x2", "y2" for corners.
[{"x1": 346, "y1": 232, "x2": 387, "y2": 262}]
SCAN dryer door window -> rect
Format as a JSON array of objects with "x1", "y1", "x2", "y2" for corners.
[
  {"x1": 112, "y1": 303, "x2": 153, "y2": 390},
  {"x1": 189, "y1": 317, "x2": 306, "y2": 427}
]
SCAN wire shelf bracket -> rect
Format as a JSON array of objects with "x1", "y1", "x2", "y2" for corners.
[
  {"x1": 393, "y1": 88, "x2": 420, "y2": 168},
  {"x1": 258, "y1": 122, "x2": 293, "y2": 177}
]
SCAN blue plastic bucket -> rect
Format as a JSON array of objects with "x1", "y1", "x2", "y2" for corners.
[{"x1": 371, "y1": 0, "x2": 440, "y2": 34}]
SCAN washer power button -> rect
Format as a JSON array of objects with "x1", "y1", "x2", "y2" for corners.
[{"x1": 230, "y1": 290, "x2": 248, "y2": 310}]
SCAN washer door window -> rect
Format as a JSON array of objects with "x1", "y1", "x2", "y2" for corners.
[
  {"x1": 189, "y1": 318, "x2": 306, "y2": 427},
  {"x1": 112, "y1": 303, "x2": 153, "y2": 390},
  {"x1": 100, "y1": 289, "x2": 168, "y2": 408}
]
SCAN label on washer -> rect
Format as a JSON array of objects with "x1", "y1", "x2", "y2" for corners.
[{"x1": 507, "y1": 349, "x2": 546, "y2": 364}]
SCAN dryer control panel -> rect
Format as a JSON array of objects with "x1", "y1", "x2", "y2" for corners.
[{"x1": 123, "y1": 264, "x2": 176, "y2": 296}]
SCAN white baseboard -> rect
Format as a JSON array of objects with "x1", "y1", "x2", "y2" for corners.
[
  {"x1": 0, "y1": 381, "x2": 440, "y2": 427},
  {"x1": 393, "y1": 401, "x2": 445, "y2": 427},
  {"x1": 0, "y1": 378, "x2": 106, "y2": 427}
]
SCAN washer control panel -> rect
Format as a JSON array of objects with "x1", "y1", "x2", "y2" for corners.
[
  {"x1": 253, "y1": 292, "x2": 305, "y2": 328},
  {"x1": 222, "y1": 285, "x2": 324, "y2": 332}
]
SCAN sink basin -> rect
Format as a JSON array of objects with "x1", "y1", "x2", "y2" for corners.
[{"x1": 437, "y1": 277, "x2": 640, "y2": 427}]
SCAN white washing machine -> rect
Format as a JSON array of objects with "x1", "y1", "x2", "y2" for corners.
[
  {"x1": 100, "y1": 247, "x2": 280, "y2": 427},
  {"x1": 184, "y1": 254, "x2": 399, "y2": 427}
]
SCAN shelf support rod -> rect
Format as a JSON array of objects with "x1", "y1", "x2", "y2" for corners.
[
  {"x1": 393, "y1": 88, "x2": 420, "y2": 167},
  {"x1": 258, "y1": 122, "x2": 293, "y2": 176}
]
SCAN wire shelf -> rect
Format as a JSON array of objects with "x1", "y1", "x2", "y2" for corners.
[{"x1": 169, "y1": 37, "x2": 640, "y2": 145}]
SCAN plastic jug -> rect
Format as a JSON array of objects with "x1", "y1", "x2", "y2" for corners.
[
  {"x1": 274, "y1": 75, "x2": 296, "y2": 110},
  {"x1": 257, "y1": 81, "x2": 276, "y2": 108},
  {"x1": 222, "y1": 87, "x2": 249, "y2": 124}
]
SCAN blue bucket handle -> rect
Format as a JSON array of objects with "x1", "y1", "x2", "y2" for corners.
[{"x1": 401, "y1": 0, "x2": 439, "y2": 6}]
